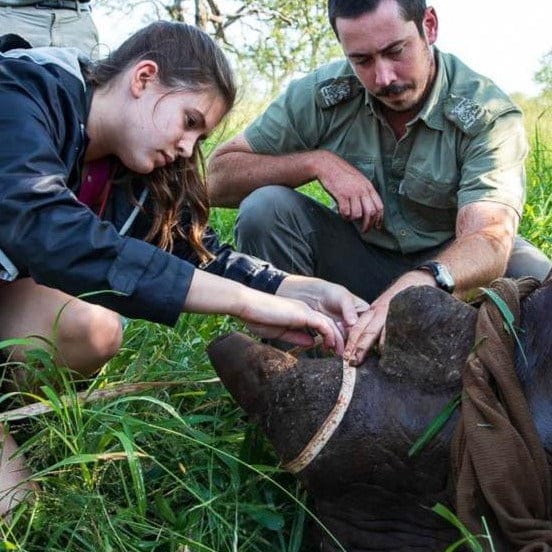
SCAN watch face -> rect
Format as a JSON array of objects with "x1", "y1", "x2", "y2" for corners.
[
  {"x1": 436, "y1": 267, "x2": 454, "y2": 292},
  {"x1": 418, "y1": 262, "x2": 455, "y2": 293}
]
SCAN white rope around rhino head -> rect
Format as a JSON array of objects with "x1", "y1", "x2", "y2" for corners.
[{"x1": 282, "y1": 359, "x2": 357, "y2": 474}]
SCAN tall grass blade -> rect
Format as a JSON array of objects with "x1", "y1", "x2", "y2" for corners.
[
  {"x1": 112, "y1": 430, "x2": 148, "y2": 516},
  {"x1": 480, "y1": 287, "x2": 528, "y2": 367},
  {"x1": 431, "y1": 503, "x2": 483, "y2": 552},
  {"x1": 408, "y1": 394, "x2": 461, "y2": 457}
]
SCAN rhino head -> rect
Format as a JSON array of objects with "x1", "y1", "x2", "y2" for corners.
[{"x1": 207, "y1": 283, "x2": 552, "y2": 551}]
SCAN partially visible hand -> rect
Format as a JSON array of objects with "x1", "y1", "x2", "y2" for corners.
[
  {"x1": 316, "y1": 150, "x2": 384, "y2": 232},
  {"x1": 276, "y1": 275, "x2": 369, "y2": 330},
  {"x1": 343, "y1": 299, "x2": 390, "y2": 365},
  {"x1": 238, "y1": 292, "x2": 345, "y2": 356},
  {"x1": 343, "y1": 270, "x2": 439, "y2": 365}
]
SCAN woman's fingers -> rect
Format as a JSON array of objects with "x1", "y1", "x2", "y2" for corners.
[
  {"x1": 281, "y1": 310, "x2": 344, "y2": 356},
  {"x1": 311, "y1": 314, "x2": 345, "y2": 355},
  {"x1": 246, "y1": 307, "x2": 345, "y2": 356}
]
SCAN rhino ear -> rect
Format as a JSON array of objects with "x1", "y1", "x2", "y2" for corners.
[
  {"x1": 207, "y1": 332, "x2": 298, "y2": 415},
  {"x1": 380, "y1": 286, "x2": 477, "y2": 392}
]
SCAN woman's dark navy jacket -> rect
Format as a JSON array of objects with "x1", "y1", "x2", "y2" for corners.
[{"x1": 0, "y1": 37, "x2": 286, "y2": 326}]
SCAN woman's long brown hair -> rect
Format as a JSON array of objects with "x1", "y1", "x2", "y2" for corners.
[
  {"x1": 87, "y1": 21, "x2": 236, "y2": 262},
  {"x1": 145, "y1": 147, "x2": 209, "y2": 257}
]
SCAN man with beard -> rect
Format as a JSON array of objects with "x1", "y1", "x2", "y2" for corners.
[{"x1": 207, "y1": 0, "x2": 551, "y2": 364}]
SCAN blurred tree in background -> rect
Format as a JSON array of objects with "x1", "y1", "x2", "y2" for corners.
[
  {"x1": 97, "y1": 0, "x2": 342, "y2": 96},
  {"x1": 535, "y1": 49, "x2": 552, "y2": 96}
]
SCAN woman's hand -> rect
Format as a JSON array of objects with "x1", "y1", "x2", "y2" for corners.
[
  {"x1": 275, "y1": 275, "x2": 369, "y2": 330},
  {"x1": 183, "y1": 270, "x2": 347, "y2": 354},
  {"x1": 240, "y1": 292, "x2": 345, "y2": 355}
]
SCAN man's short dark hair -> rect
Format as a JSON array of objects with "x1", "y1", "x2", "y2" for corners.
[{"x1": 328, "y1": 0, "x2": 427, "y2": 37}]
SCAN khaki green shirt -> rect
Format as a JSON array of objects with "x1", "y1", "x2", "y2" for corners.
[{"x1": 244, "y1": 49, "x2": 527, "y2": 254}]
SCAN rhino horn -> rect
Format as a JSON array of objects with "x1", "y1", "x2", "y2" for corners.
[{"x1": 206, "y1": 332, "x2": 298, "y2": 417}]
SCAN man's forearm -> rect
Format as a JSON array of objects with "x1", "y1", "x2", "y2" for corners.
[
  {"x1": 434, "y1": 201, "x2": 518, "y2": 295},
  {"x1": 208, "y1": 149, "x2": 323, "y2": 208},
  {"x1": 433, "y1": 230, "x2": 513, "y2": 295},
  {"x1": 374, "y1": 204, "x2": 518, "y2": 325},
  {"x1": 383, "y1": 228, "x2": 514, "y2": 305}
]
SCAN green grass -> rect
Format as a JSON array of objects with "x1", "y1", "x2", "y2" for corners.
[
  {"x1": 520, "y1": 113, "x2": 552, "y2": 256},
  {"x1": 1, "y1": 105, "x2": 551, "y2": 551},
  {"x1": 1, "y1": 315, "x2": 317, "y2": 551}
]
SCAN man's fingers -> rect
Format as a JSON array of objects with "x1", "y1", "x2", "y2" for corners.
[
  {"x1": 344, "y1": 309, "x2": 374, "y2": 361},
  {"x1": 367, "y1": 188, "x2": 384, "y2": 230},
  {"x1": 349, "y1": 196, "x2": 363, "y2": 221},
  {"x1": 343, "y1": 307, "x2": 386, "y2": 365},
  {"x1": 338, "y1": 196, "x2": 351, "y2": 219},
  {"x1": 347, "y1": 330, "x2": 379, "y2": 365},
  {"x1": 359, "y1": 196, "x2": 378, "y2": 232},
  {"x1": 379, "y1": 325, "x2": 387, "y2": 350}
]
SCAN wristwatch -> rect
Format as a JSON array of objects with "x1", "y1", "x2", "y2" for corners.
[{"x1": 415, "y1": 261, "x2": 455, "y2": 293}]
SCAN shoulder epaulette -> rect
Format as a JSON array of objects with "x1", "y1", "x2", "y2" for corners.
[
  {"x1": 444, "y1": 96, "x2": 489, "y2": 136},
  {"x1": 444, "y1": 94, "x2": 519, "y2": 137},
  {"x1": 315, "y1": 75, "x2": 363, "y2": 109}
]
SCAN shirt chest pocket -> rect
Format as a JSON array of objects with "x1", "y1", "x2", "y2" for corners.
[{"x1": 398, "y1": 174, "x2": 458, "y2": 232}]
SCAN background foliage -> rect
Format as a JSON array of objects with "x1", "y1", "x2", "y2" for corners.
[{"x1": 96, "y1": 0, "x2": 342, "y2": 95}]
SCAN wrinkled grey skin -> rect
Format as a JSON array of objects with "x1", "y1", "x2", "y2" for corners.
[{"x1": 207, "y1": 283, "x2": 552, "y2": 551}]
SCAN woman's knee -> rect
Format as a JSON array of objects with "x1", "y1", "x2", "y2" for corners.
[{"x1": 56, "y1": 303, "x2": 123, "y2": 370}]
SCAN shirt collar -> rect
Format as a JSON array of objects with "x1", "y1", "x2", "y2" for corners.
[{"x1": 415, "y1": 48, "x2": 447, "y2": 131}]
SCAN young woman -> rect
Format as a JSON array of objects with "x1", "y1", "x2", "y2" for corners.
[{"x1": 0, "y1": 22, "x2": 366, "y2": 515}]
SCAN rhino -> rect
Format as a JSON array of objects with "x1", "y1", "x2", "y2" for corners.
[{"x1": 207, "y1": 280, "x2": 552, "y2": 551}]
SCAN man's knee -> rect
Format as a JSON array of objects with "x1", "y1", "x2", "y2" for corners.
[
  {"x1": 506, "y1": 237, "x2": 552, "y2": 281},
  {"x1": 236, "y1": 186, "x2": 307, "y2": 256},
  {"x1": 236, "y1": 186, "x2": 301, "y2": 239}
]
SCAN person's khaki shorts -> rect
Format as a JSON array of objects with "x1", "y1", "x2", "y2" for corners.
[{"x1": 0, "y1": 5, "x2": 99, "y2": 59}]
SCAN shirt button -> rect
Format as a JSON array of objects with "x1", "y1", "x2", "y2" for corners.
[
  {"x1": 399, "y1": 229, "x2": 408, "y2": 236},
  {"x1": 390, "y1": 186, "x2": 397, "y2": 193}
]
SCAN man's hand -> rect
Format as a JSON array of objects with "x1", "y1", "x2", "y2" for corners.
[
  {"x1": 344, "y1": 270, "x2": 437, "y2": 365},
  {"x1": 316, "y1": 150, "x2": 384, "y2": 232}
]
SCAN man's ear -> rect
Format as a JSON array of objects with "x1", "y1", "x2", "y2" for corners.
[
  {"x1": 423, "y1": 7, "x2": 438, "y2": 45},
  {"x1": 130, "y1": 60, "x2": 160, "y2": 98}
]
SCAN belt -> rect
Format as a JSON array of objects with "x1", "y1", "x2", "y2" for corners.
[{"x1": 34, "y1": 0, "x2": 90, "y2": 11}]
